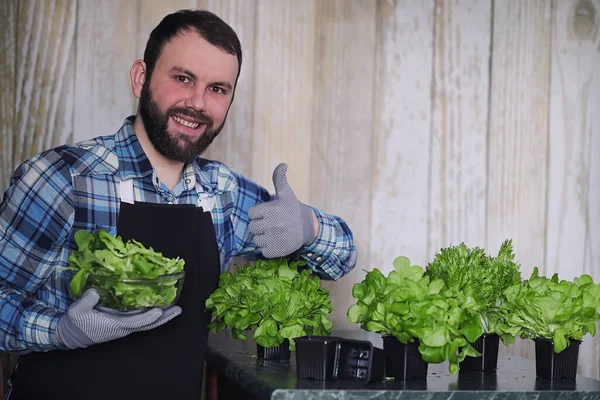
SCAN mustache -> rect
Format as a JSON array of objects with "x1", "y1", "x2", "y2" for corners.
[{"x1": 167, "y1": 107, "x2": 213, "y2": 125}]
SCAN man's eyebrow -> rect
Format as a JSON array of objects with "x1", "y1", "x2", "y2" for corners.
[
  {"x1": 169, "y1": 67, "x2": 233, "y2": 90},
  {"x1": 212, "y1": 81, "x2": 233, "y2": 91},
  {"x1": 169, "y1": 67, "x2": 197, "y2": 80}
]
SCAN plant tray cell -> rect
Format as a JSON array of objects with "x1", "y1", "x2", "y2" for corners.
[
  {"x1": 382, "y1": 336, "x2": 428, "y2": 380},
  {"x1": 257, "y1": 339, "x2": 291, "y2": 360},
  {"x1": 460, "y1": 333, "x2": 500, "y2": 372},
  {"x1": 294, "y1": 336, "x2": 341, "y2": 380},
  {"x1": 535, "y1": 338, "x2": 581, "y2": 380}
]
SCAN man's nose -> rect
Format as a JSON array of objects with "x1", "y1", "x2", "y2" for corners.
[{"x1": 185, "y1": 86, "x2": 206, "y2": 111}]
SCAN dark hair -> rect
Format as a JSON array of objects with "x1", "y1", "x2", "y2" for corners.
[{"x1": 143, "y1": 9, "x2": 242, "y2": 82}]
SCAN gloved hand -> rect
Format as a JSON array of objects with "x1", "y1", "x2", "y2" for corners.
[
  {"x1": 248, "y1": 163, "x2": 317, "y2": 258},
  {"x1": 57, "y1": 289, "x2": 182, "y2": 349}
]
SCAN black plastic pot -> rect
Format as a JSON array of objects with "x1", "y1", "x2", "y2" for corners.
[
  {"x1": 534, "y1": 338, "x2": 581, "y2": 380},
  {"x1": 334, "y1": 339, "x2": 386, "y2": 383},
  {"x1": 257, "y1": 339, "x2": 291, "y2": 360},
  {"x1": 459, "y1": 333, "x2": 500, "y2": 372},
  {"x1": 294, "y1": 336, "x2": 341, "y2": 380},
  {"x1": 382, "y1": 336, "x2": 428, "y2": 380}
]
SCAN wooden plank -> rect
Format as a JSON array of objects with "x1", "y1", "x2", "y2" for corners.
[
  {"x1": 369, "y1": 1, "x2": 435, "y2": 273},
  {"x1": 137, "y1": 0, "x2": 197, "y2": 59},
  {"x1": 73, "y1": 0, "x2": 138, "y2": 142},
  {"x1": 14, "y1": 0, "x2": 76, "y2": 164},
  {"x1": 248, "y1": 0, "x2": 317, "y2": 202},
  {"x1": 546, "y1": 0, "x2": 600, "y2": 379},
  {"x1": 199, "y1": 0, "x2": 258, "y2": 177},
  {"x1": 428, "y1": 0, "x2": 492, "y2": 256},
  {"x1": 310, "y1": 0, "x2": 377, "y2": 329},
  {"x1": 486, "y1": 0, "x2": 552, "y2": 362},
  {"x1": 0, "y1": 0, "x2": 17, "y2": 195}
]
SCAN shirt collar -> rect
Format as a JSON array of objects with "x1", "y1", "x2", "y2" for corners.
[{"x1": 115, "y1": 116, "x2": 154, "y2": 181}]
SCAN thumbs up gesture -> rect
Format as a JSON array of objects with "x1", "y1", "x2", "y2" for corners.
[{"x1": 248, "y1": 163, "x2": 317, "y2": 258}]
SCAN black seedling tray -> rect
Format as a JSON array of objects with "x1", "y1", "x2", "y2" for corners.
[{"x1": 334, "y1": 338, "x2": 385, "y2": 383}]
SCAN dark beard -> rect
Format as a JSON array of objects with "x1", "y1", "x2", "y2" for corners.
[{"x1": 138, "y1": 82, "x2": 225, "y2": 163}]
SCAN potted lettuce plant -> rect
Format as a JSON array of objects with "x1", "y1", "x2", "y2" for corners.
[
  {"x1": 205, "y1": 258, "x2": 334, "y2": 360},
  {"x1": 497, "y1": 267, "x2": 600, "y2": 380},
  {"x1": 424, "y1": 240, "x2": 522, "y2": 372},
  {"x1": 347, "y1": 256, "x2": 483, "y2": 378}
]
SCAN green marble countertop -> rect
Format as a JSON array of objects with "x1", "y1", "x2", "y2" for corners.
[{"x1": 206, "y1": 330, "x2": 600, "y2": 400}]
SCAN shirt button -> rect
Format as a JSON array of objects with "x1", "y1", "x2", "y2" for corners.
[
  {"x1": 316, "y1": 257, "x2": 322, "y2": 261},
  {"x1": 185, "y1": 179, "x2": 191, "y2": 184},
  {"x1": 307, "y1": 253, "x2": 313, "y2": 257}
]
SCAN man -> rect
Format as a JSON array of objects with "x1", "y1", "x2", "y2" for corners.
[{"x1": 0, "y1": 9, "x2": 356, "y2": 400}]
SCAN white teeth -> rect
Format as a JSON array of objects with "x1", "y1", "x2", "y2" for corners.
[{"x1": 172, "y1": 115, "x2": 200, "y2": 129}]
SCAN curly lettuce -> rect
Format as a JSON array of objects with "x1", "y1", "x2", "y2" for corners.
[{"x1": 425, "y1": 240, "x2": 522, "y2": 336}]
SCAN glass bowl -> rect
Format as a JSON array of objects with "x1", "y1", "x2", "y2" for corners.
[{"x1": 71, "y1": 271, "x2": 185, "y2": 315}]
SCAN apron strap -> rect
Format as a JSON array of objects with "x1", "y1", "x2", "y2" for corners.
[
  {"x1": 120, "y1": 178, "x2": 214, "y2": 212},
  {"x1": 195, "y1": 183, "x2": 215, "y2": 212},
  {"x1": 119, "y1": 178, "x2": 135, "y2": 204}
]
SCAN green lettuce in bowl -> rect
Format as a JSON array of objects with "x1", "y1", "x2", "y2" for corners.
[{"x1": 67, "y1": 229, "x2": 185, "y2": 313}]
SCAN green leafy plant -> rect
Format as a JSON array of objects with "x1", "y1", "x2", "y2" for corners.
[
  {"x1": 67, "y1": 229, "x2": 185, "y2": 310},
  {"x1": 498, "y1": 267, "x2": 600, "y2": 353},
  {"x1": 205, "y1": 258, "x2": 333, "y2": 351},
  {"x1": 425, "y1": 240, "x2": 522, "y2": 339},
  {"x1": 347, "y1": 256, "x2": 483, "y2": 374}
]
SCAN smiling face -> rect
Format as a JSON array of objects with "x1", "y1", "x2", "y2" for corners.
[{"x1": 132, "y1": 29, "x2": 239, "y2": 163}]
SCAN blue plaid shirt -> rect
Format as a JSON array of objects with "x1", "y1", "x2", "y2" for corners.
[{"x1": 0, "y1": 117, "x2": 356, "y2": 352}]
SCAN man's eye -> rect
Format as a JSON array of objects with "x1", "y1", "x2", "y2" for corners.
[
  {"x1": 175, "y1": 76, "x2": 190, "y2": 83},
  {"x1": 210, "y1": 86, "x2": 225, "y2": 95}
]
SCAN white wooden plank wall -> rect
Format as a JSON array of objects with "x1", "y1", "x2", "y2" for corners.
[
  {"x1": 75, "y1": 0, "x2": 138, "y2": 139},
  {"x1": 200, "y1": 0, "x2": 258, "y2": 175},
  {"x1": 487, "y1": 0, "x2": 552, "y2": 362},
  {"x1": 310, "y1": 0, "x2": 377, "y2": 329},
  {"x1": 546, "y1": 0, "x2": 600, "y2": 378},
  {"x1": 428, "y1": 0, "x2": 491, "y2": 257},
  {"x1": 370, "y1": 1, "x2": 434, "y2": 275},
  {"x1": 0, "y1": 0, "x2": 598, "y2": 378},
  {"x1": 0, "y1": 0, "x2": 17, "y2": 190}
]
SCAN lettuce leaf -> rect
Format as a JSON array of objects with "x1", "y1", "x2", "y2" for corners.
[
  {"x1": 205, "y1": 258, "x2": 333, "y2": 351},
  {"x1": 67, "y1": 229, "x2": 185, "y2": 310},
  {"x1": 498, "y1": 267, "x2": 600, "y2": 353},
  {"x1": 425, "y1": 240, "x2": 522, "y2": 336},
  {"x1": 347, "y1": 257, "x2": 483, "y2": 374}
]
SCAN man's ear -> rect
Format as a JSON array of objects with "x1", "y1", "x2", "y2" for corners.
[{"x1": 130, "y1": 60, "x2": 147, "y2": 99}]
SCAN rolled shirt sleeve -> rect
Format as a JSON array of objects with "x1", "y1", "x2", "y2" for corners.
[{"x1": 298, "y1": 206, "x2": 356, "y2": 281}]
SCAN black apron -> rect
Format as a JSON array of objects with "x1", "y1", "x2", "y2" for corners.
[{"x1": 11, "y1": 199, "x2": 220, "y2": 400}]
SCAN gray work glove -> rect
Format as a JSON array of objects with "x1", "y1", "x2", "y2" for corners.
[
  {"x1": 248, "y1": 163, "x2": 316, "y2": 258},
  {"x1": 57, "y1": 289, "x2": 182, "y2": 349}
]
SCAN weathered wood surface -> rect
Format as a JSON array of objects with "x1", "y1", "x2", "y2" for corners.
[{"x1": 0, "y1": 0, "x2": 598, "y2": 378}]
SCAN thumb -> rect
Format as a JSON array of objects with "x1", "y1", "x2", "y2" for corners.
[
  {"x1": 272, "y1": 163, "x2": 293, "y2": 198},
  {"x1": 70, "y1": 289, "x2": 100, "y2": 314}
]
